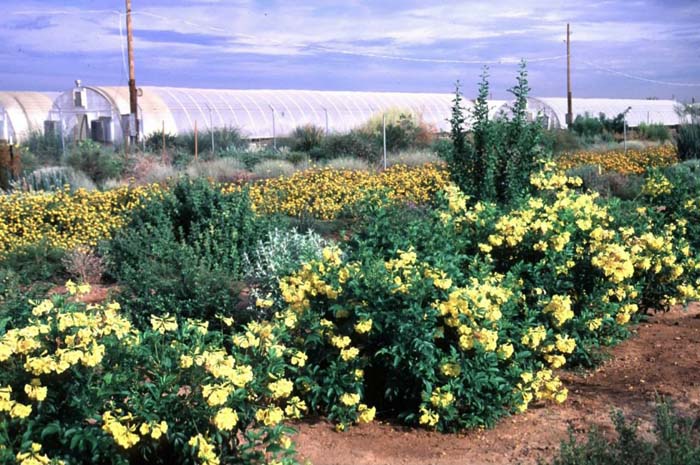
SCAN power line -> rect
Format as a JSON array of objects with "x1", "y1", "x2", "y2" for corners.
[
  {"x1": 11, "y1": 9, "x2": 566, "y2": 67},
  {"x1": 579, "y1": 59, "x2": 700, "y2": 87}
]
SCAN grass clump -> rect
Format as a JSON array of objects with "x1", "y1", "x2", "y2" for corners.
[{"x1": 546, "y1": 400, "x2": 700, "y2": 465}]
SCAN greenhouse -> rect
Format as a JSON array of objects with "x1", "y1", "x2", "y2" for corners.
[
  {"x1": 524, "y1": 97, "x2": 684, "y2": 128},
  {"x1": 43, "y1": 84, "x2": 689, "y2": 144},
  {"x1": 0, "y1": 91, "x2": 58, "y2": 143},
  {"x1": 50, "y1": 84, "x2": 515, "y2": 144}
]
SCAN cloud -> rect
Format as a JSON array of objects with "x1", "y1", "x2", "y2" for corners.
[{"x1": 0, "y1": 0, "x2": 698, "y2": 99}]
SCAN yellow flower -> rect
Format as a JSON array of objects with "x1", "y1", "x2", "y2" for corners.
[
  {"x1": 284, "y1": 396, "x2": 308, "y2": 419},
  {"x1": 440, "y1": 362, "x2": 461, "y2": 377},
  {"x1": 521, "y1": 326, "x2": 547, "y2": 349},
  {"x1": 330, "y1": 335, "x2": 351, "y2": 349},
  {"x1": 290, "y1": 350, "x2": 307, "y2": 367},
  {"x1": 429, "y1": 388, "x2": 454, "y2": 408},
  {"x1": 543, "y1": 295, "x2": 574, "y2": 326},
  {"x1": 150, "y1": 314, "x2": 178, "y2": 334},
  {"x1": 340, "y1": 347, "x2": 359, "y2": 361},
  {"x1": 213, "y1": 407, "x2": 239, "y2": 431},
  {"x1": 10, "y1": 402, "x2": 32, "y2": 419},
  {"x1": 497, "y1": 343, "x2": 514, "y2": 360},
  {"x1": 268, "y1": 379, "x2": 294, "y2": 399},
  {"x1": 255, "y1": 406, "x2": 284, "y2": 426},
  {"x1": 202, "y1": 383, "x2": 233, "y2": 407},
  {"x1": 545, "y1": 354, "x2": 567, "y2": 369},
  {"x1": 188, "y1": 434, "x2": 220, "y2": 465},
  {"x1": 554, "y1": 335, "x2": 576, "y2": 354},
  {"x1": 24, "y1": 382, "x2": 47, "y2": 402},
  {"x1": 340, "y1": 393, "x2": 360, "y2": 406},
  {"x1": 354, "y1": 319, "x2": 373, "y2": 334},
  {"x1": 587, "y1": 318, "x2": 602, "y2": 331},
  {"x1": 16, "y1": 443, "x2": 54, "y2": 465},
  {"x1": 357, "y1": 404, "x2": 376, "y2": 423},
  {"x1": 418, "y1": 407, "x2": 439, "y2": 427}
]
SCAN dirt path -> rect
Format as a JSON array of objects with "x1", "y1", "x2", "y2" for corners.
[{"x1": 294, "y1": 303, "x2": 700, "y2": 465}]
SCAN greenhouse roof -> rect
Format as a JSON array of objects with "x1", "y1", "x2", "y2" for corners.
[{"x1": 0, "y1": 91, "x2": 58, "y2": 142}]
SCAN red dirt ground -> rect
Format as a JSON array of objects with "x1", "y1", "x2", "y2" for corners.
[{"x1": 294, "y1": 303, "x2": 700, "y2": 465}]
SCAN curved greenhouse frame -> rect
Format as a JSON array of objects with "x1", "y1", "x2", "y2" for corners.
[
  {"x1": 52, "y1": 85, "x2": 488, "y2": 143},
  {"x1": 0, "y1": 92, "x2": 58, "y2": 143}
]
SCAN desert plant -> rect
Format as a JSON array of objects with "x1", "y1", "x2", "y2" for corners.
[
  {"x1": 449, "y1": 62, "x2": 546, "y2": 204},
  {"x1": 360, "y1": 109, "x2": 434, "y2": 154},
  {"x1": 64, "y1": 140, "x2": 124, "y2": 185},
  {"x1": 637, "y1": 122, "x2": 671, "y2": 142},
  {"x1": 186, "y1": 158, "x2": 249, "y2": 182},
  {"x1": 61, "y1": 246, "x2": 105, "y2": 284},
  {"x1": 105, "y1": 178, "x2": 285, "y2": 326},
  {"x1": 291, "y1": 124, "x2": 325, "y2": 152},
  {"x1": 11, "y1": 166, "x2": 96, "y2": 192},
  {"x1": 545, "y1": 400, "x2": 700, "y2": 465},
  {"x1": 324, "y1": 157, "x2": 370, "y2": 171},
  {"x1": 676, "y1": 124, "x2": 700, "y2": 160},
  {"x1": 0, "y1": 142, "x2": 22, "y2": 191},
  {"x1": 0, "y1": 240, "x2": 66, "y2": 284},
  {"x1": 24, "y1": 130, "x2": 63, "y2": 163},
  {"x1": 310, "y1": 132, "x2": 379, "y2": 163},
  {"x1": 251, "y1": 159, "x2": 297, "y2": 179},
  {"x1": 386, "y1": 150, "x2": 440, "y2": 167}
]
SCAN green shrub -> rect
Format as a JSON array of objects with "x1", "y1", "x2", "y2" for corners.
[
  {"x1": 449, "y1": 63, "x2": 546, "y2": 204},
  {"x1": 290, "y1": 124, "x2": 325, "y2": 152},
  {"x1": 65, "y1": 140, "x2": 124, "y2": 185},
  {"x1": 256, "y1": 166, "x2": 700, "y2": 432},
  {"x1": 543, "y1": 129, "x2": 584, "y2": 155},
  {"x1": 676, "y1": 124, "x2": 700, "y2": 160},
  {"x1": 105, "y1": 178, "x2": 285, "y2": 327},
  {"x1": 285, "y1": 151, "x2": 310, "y2": 165},
  {"x1": 546, "y1": 400, "x2": 700, "y2": 465},
  {"x1": 637, "y1": 123, "x2": 671, "y2": 142},
  {"x1": 24, "y1": 130, "x2": 63, "y2": 164},
  {"x1": 0, "y1": 240, "x2": 66, "y2": 285},
  {"x1": 566, "y1": 165, "x2": 643, "y2": 200},
  {"x1": 359, "y1": 109, "x2": 434, "y2": 155},
  {"x1": 310, "y1": 132, "x2": 379, "y2": 164}
]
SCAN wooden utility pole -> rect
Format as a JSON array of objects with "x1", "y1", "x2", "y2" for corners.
[
  {"x1": 126, "y1": 0, "x2": 139, "y2": 143},
  {"x1": 566, "y1": 23, "x2": 573, "y2": 127}
]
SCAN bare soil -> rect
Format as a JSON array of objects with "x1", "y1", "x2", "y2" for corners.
[{"x1": 294, "y1": 303, "x2": 700, "y2": 465}]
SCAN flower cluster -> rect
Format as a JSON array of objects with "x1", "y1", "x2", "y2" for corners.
[
  {"x1": 0, "y1": 287, "x2": 305, "y2": 465},
  {"x1": 223, "y1": 164, "x2": 450, "y2": 220},
  {"x1": 0, "y1": 184, "x2": 163, "y2": 257},
  {"x1": 555, "y1": 145, "x2": 678, "y2": 174}
]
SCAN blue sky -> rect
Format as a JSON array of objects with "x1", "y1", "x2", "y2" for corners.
[{"x1": 1, "y1": 0, "x2": 699, "y2": 100}]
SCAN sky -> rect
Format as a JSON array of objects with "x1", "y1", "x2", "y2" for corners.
[{"x1": 0, "y1": 0, "x2": 699, "y2": 101}]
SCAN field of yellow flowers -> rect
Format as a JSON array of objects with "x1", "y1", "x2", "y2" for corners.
[
  {"x1": 0, "y1": 184, "x2": 163, "y2": 257},
  {"x1": 0, "y1": 165, "x2": 448, "y2": 256},
  {"x1": 228, "y1": 163, "x2": 450, "y2": 220},
  {"x1": 555, "y1": 145, "x2": 678, "y2": 174}
]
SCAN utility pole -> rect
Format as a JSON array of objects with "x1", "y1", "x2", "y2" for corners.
[
  {"x1": 566, "y1": 23, "x2": 573, "y2": 128},
  {"x1": 126, "y1": 0, "x2": 139, "y2": 144}
]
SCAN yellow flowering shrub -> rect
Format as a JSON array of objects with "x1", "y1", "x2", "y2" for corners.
[
  {"x1": 0, "y1": 184, "x2": 163, "y2": 257},
  {"x1": 0, "y1": 286, "x2": 312, "y2": 465},
  {"x1": 556, "y1": 145, "x2": 678, "y2": 174}
]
